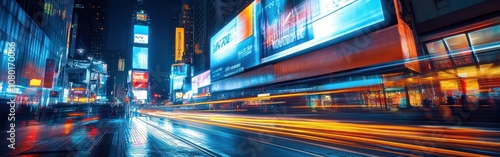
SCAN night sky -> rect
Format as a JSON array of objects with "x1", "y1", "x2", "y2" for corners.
[{"x1": 106, "y1": 0, "x2": 181, "y2": 95}]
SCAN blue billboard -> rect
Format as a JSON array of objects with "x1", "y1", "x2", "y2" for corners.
[
  {"x1": 210, "y1": 2, "x2": 261, "y2": 81},
  {"x1": 260, "y1": 0, "x2": 385, "y2": 63},
  {"x1": 134, "y1": 25, "x2": 149, "y2": 44},
  {"x1": 209, "y1": 0, "x2": 387, "y2": 81},
  {"x1": 133, "y1": 47, "x2": 148, "y2": 69}
]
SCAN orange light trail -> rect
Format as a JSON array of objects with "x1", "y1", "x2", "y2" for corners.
[{"x1": 139, "y1": 110, "x2": 500, "y2": 156}]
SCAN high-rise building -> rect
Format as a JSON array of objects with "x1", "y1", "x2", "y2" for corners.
[
  {"x1": 128, "y1": 0, "x2": 150, "y2": 103},
  {"x1": 1, "y1": 0, "x2": 75, "y2": 105},
  {"x1": 74, "y1": 0, "x2": 106, "y2": 59}
]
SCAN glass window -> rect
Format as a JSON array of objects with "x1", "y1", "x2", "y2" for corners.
[
  {"x1": 468, "y1": 25, "x2": 500, "y2": 53},
  {"x1": 444, "y1": 34, "x2": 471, "y2": 57}
]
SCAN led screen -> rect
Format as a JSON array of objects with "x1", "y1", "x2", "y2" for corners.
[
  {"x1": 210, "y1": 2, "x2": 260, "y2": 81},
  {"x1": 134, "y1": 25, "x2": 149, "y2": 44},
  {"x1": 133, "y1": 47, "x2": 148, "y2": 69},
  {"x1": 132, "y1": 90, "x2": 148, "y2": 100},
  {"x1": 132, "y1": 71, "x2": 148, "y2": 89},
  {"x1": 136, "y1": 12, "x2": 148, "y2": 22},
  {"x1": 191, "y1": 70, "x2": 211, "y2": 94},
  {"x1": 260, "y1": 0, "x2": 385, "y2": 63}
]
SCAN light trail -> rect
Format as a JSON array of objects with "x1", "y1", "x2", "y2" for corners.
[{"x1": 139, "y1": 110, "x2": 500, "y2": 156}]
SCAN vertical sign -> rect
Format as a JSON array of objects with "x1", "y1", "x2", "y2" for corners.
[
  {"x1": 43, "y1": 59, "x2": 55, "y2": 88},
  {"x1": 175, "y1": 27, "x2": 185, "y2": 62},
  {"x1": 118, "y1": 59, "x2": 125, "y2": 71}
]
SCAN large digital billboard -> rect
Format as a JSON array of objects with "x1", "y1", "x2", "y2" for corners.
[
  {"x1": 260, "y1": 0, "x2": 385, "y2": 63},
  {"x1": 131, "y1": 71, "x2": 148, "y2": 89},
  {"x1": 191, "y1": 70, "x2": 210, "y2": 94},
  {"x1": 210, "y1": 2, "x2": 260, "y2": 81},
  {"x1": 134, "y1": 25, "x2": 149, "y2": 44},
  {"x1": 43, "y1": 59, "x2": 55, "y2": 88},
  {"x1": 132, "y1": 47, "x2": 148, "y2": 69},
  {"x1": 175, "y1": 27, "x2": 185, "y2": 62}
]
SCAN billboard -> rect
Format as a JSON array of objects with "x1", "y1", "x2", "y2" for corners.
[
  {"x1": 132, "y1": 47, "x2": 148, "y2": 69},
  {"x1": 171, "y1": 63, "x2": 189, "y2": 90},
  {"x1": 132, "y1": 90, "x2": 148, "y2": 100},
  {"x1": 175, "y1": 27, "x2": 185, "y2": 62},
  {"x1": 260, "y1": 0, "x2": 385, "y2": 63},
  {"x1": 29, "y1": 78, "x2": 42, "y2": 87},
  {"x1": 131, "y1": 71, "x2": 148, "y2": 89},
  {"x1": 134, "y1": 25, "x2": 149, "y2": 44},
  {"x1": 136, "y1": 12, "x2": 148, "y2": 22},
  {"x1": 210, "y1": 2, "x2": 260, "y2": 81},
  {"x1": 191, "y1": 70, "x2": 210, "y2": 94},
  {"x1": 43, "y1": 59, "x2": 55, "y2": 88}
]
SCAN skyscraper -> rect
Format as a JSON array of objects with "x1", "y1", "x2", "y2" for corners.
[
  {"x1": 1, "y1": 0, "x2": 75, "y2": 104},
  {"x1": 74, "y1": 0, "x2": 106, "y2": 59}
]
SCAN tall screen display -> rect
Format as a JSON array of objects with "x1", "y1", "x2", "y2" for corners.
[
  {"x1": 132, "y1": 71, "x2": 148, "y2": 89},
  {"x1": 134, "y1": 25, "x2": 149, "y2": 44},
  {"x1": 260, "y1": 0, "x2": 385, "y2": 63},
  {"x1": 133, "y1": 47, "x2": 148, "y2": 69},
  {"x1": 210, "y1": 2, "x2": 260, "y2": 81}
]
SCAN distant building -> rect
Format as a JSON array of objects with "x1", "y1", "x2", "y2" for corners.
[{"x1": 74, "y1": 0, "x2": 107, "y2": 59}]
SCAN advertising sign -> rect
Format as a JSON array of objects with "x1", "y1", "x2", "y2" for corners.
[
  {"x1": 134, "y1": 25, "x2": 149, "y2": 44},
  {"x1": 136, "y1": 12, "x2": 148, "y2": 22},
  {"x1": 210, "y1": 2, "x2": 260, "y2": 81},
  {"x1": 175, "y1": 27, "x2": 185, "y2": 62},
  {"x1": 260, "y1": 0, "x2": 385, "y2": 63},
  {"x1": 118, "y1": 59, "x2": 125, "y2": 71},
  {"x1": 132, "y1": 47, "x2": 148, "y2": 69},
  {"x1": 171, "y1": 63, "x2": 189, "y2": 90},
  {"x1": 43, "y1": 59, "x2": 55, "y2": 88},
  {"x1": 132, "y1": 71, "x2": 148, "y2": 89},
  {"x1": 29, "y1": 78, "x2": 42, "y2": 87},
  {"x1": 191, "y1": 70, "x2": 210, "y2": 94}
]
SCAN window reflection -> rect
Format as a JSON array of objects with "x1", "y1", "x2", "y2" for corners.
[
  {"x1": 444, "y1": 34, "x2": 471, "y2": 57},
  {"x1": 469, "y1": 25, "x2": 500, "y2": 53}
]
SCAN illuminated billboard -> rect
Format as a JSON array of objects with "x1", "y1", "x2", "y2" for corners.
[
  {"x1": 175, "y1": 27, "x2": 185, "y2": 62},
  {"x1": 43, "y1": 59, "x2": 55, "y2": 88},
  {"x1": 132, "y1": 71, "x2": 148, "y2": 89},
  {"x1": 191, "y1": 70, "x2": 210, "y2": 94},
  {"x1": 210, "y1": 2, "x2": 260, "y2": 81},
  {"x1": 260, "y1": 0, "x2": 385, "y2": 63},
  {"x1": 132, "y1": 47, "x2": 148, "y2": 69},
  {"x1": 136, "y1": 12, "x2": 148, "y2": 22},
  {"x1": 134, "y1": 25, "x2": 149, "y2": 44}
]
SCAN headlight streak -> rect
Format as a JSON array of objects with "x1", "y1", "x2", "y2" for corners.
[{"x1": 139, "y1": 110, "x2": 499, "y2": 157}]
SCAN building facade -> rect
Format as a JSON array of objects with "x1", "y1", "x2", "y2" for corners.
[{"x1": 1, "y1": 0, "x2": 75, "y2": 106}]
